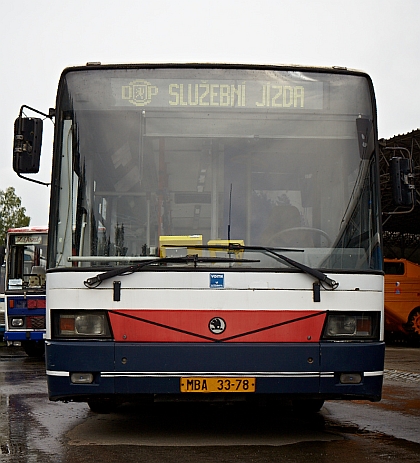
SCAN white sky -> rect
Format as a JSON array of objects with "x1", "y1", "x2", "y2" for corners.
[{"x1": 1, "y1": 0, "x2": 419, "y2": 225}]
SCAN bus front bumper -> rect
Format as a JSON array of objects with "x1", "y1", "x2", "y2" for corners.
[
  {"x1": 45, "y1": 341, "x2": 385, "y2": 403},
  {"x1": 4, "y1": 331, "x2": 45, "y2": 342}
]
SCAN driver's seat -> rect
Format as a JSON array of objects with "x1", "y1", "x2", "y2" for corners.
[{"x1": 261, "y1": 204, "x2": 302, "y2": 245}]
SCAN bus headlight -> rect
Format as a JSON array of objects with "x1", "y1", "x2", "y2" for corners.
[
  {"x1": 11, "y1": 317, "x2": 25, "y2": 327},
  {"x1": 322, "y1": 312, "x2": 380, "y2": 340},
  {"x1": 75, "y1": 314, "x2": 106, "y2": 335},
  {"x1": 53, "y1": 311, "x2": 112, "y2": 338}
]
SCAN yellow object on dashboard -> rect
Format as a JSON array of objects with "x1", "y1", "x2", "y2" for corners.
[
  {"x1": 207, "y1": 240, "x2": 244, "y2": 258},
  {"x1": 159, "y1": 235, "x2": 203, "y2": 257}
]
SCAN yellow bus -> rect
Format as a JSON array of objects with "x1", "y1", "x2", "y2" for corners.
[{"x1": 384, "y1": 258, "x2": 420, "y2": 343}]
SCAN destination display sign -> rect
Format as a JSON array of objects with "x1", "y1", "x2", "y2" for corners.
[
  {"x1": 111, "y1": 78, "x2": 324, "y2": 110},
  {"x1": 15, "y1": 235, "x2": 43, "y2": 245}
]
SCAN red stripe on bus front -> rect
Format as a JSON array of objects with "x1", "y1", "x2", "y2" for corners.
[{"x1": 108, "y1": 310, "x2": 326, "y2": 343}]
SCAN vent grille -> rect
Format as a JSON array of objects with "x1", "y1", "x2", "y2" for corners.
[{"x1": 27, "y1": 316, "x2": 45, "y2": 330}]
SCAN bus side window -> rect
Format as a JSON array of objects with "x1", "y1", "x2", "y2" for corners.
[{"x1": 384, "y1": 262, "x2": 405, "y2": 275}]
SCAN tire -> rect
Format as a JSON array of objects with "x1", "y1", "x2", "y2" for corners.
[
  {"x1": 87, "y1": 398, "x2": 117, "y2": 414},
  {"x1": 22, "y1": 341, "x2": 45, "y2": 358},
  {"x1": 292, "y1": 399, "x2": 325, "y2": 414},
  {"x1": 407, "y1": 308, "x2": 420, "y2": 342}
]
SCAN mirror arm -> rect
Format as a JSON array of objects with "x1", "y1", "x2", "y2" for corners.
[
  {"x1": 17, "y1": 172, "x2": 50, "y2": 187},
  {"x1": 16, "y1": 104, "x2": 54, "y2": 133},
  {"x1": 18, "y1": 105, "x2": 54, "y2": 121}
]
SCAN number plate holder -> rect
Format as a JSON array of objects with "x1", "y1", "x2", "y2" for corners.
[{"x1": 180, "y1": 377, "x2": 255, "y2": 393}]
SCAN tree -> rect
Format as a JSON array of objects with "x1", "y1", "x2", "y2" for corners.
[{"x1": 0, "y1": 187, "x2": 30, "y2": 244}]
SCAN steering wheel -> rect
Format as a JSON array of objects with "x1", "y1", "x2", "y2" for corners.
[{"x1": 266, "y1": 227, "x2": 332, "y2": 248}]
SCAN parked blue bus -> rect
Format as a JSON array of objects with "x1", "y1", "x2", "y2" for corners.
[{"x1": 4, "y1": 227, "x2": 47, "y2": 357}]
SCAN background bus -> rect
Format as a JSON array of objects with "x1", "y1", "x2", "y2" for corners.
[
  {"x1": 4, "y1": 227, "x2": 48, "y2": 357},
  {"x1": 0, "y1": 254, "x2": 5, "y2": 341},
  {"x1": 384, "y1": 258, "x2": 420, "y2": 343},
  {"x1": 13, "y1": 64, "x2": 384, "y2": 413}
]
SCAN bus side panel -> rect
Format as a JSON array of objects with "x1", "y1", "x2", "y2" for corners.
[{"x1": 384, "y1": 259, "x2": 420, "y2": 335}]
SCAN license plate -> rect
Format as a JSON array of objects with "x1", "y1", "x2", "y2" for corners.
[{"x1": 180, "y1": 377, "x2": 255, "y2": 392}]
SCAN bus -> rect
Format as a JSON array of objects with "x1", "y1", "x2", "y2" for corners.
[
  {"x1": 0, "y1": 253, "x2": 5, "y2": 341},
  {"x1": 13, "y1": 63, "x2": 385, "y2": 413},
  {"x1": 384, "y1": 258, "x2": 420, "y2": 343},
  {"x1": 4, "y1": 227, "x2": 48, "y2": 357}
]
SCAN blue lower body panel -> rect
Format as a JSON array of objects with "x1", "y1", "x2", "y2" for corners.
[
  {"x1": 45, "y1": 341, "x2": 384, "y2": 402},
  {"x1": 5, "y1": 331, "x2": 44, "y2": 341}
]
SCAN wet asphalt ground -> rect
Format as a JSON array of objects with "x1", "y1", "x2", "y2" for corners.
[{"x1": 0, "y1": 343, "x2": 419, "y2": 462}]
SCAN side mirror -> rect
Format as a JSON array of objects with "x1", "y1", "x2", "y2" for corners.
[
  {"x1": 13, "y1": 116, "x2": 43, "y2": 174},
  {"x1": 390, "y1": 156, "x2": 414, "y2": 206},
  {"x1": 356, "y1": 117, "x2": 374, "y2": 159}
]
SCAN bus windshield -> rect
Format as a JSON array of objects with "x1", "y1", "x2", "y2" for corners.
[
  {"x1": 50, "y1": 66, "x2": 381, "y2": 271},
  {"x1": 7, "y1": 232, "x2": 47, "y2": 290}
]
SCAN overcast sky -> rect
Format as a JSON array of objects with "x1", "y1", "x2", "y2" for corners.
[{"x1": 1, "y1": 0, "x2": 419, "y2": 225}]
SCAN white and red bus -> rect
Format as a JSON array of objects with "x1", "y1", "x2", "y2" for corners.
[
  {"x1": 13, "y1": 64, "x2": 384, "y2": 412},
  {"x1": 0, "y1": 256, "x2": 5, "y2": 340},
  {"x1": 4, "y1": 227, "x2": 47, "y2": 357}
]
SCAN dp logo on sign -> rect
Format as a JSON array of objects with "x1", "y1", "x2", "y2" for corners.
[{"x1": 122, "y1": 80, "x2": 158, "y2": 106}]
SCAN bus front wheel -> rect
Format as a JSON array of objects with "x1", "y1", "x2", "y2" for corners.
[
  {"x1": 407, "y1": 307, "x2": 420, "y2": 341},
  {"x1": 87, "y1": 398, "x2": 117, "y2": 414},
  {"x1": 22, "y1": 341, "x2": 45, "y2": 358},
  {"x1": 292, "y1": 399, "x2": 325, "y2": 414}
]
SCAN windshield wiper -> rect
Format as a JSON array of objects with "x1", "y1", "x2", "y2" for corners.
[
  {"x1": 84, "y1": 255, "x2": 260, "y2": 288},
  {"x1": 262, "y1": 248, "x2": 338, "y2": 290},
  {"x1": 84, "y1": 243, "x2": 338, "y2": 291},
  {"x1": 166, "y1": 243, "x2": 339, "y2": 290}
]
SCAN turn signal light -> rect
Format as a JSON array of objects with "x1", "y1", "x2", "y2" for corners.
[{"x1": 59, "y1": 315, "x2": 76, "y2": 334}]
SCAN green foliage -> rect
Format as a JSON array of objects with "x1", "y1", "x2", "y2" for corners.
[{"x1": 0, "y1": 187, "x2": 30, "y2": 244}]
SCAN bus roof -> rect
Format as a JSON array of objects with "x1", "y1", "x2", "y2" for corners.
[
  {"x1": 60, "y1": 62, "x2": 371, "y2": 79},
  {"x1": 7, "y1": 226, "x2": 48, "y2": 234}
]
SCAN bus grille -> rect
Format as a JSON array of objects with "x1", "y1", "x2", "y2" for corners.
[{"x1": 27, "y1": 316, "x2": 45, "y2": 330}]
